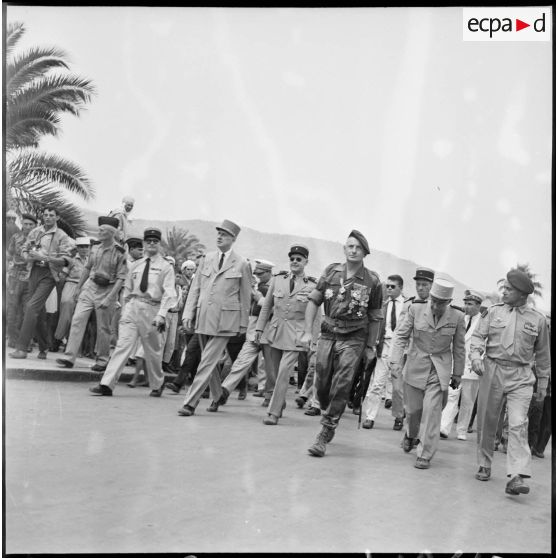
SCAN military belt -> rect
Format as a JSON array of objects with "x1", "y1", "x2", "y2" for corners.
[
  {"x1": 487, "y1": 356, "x2": 530, "y2": 368},
  {"x1": 324, "y1": 315, "x2": 368, "y2": 330},
  {"x1": 133, "y1": 296, "x2": 161, "y2": 306}
]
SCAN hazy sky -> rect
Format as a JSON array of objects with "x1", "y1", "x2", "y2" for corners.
[{"x1": 6, "y1": 6, "x2": 553, "y2": 309}]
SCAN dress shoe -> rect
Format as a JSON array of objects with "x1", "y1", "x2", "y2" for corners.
[
  {"x1": 89, "y1": 384, "x2": 113, "y2": 396},
  {"x1": 149, "y1": 386, "x2": 164, "y2": 397},
  {"x1": 127, "y1": 382, "x2": 137, "y2": 388},
  {"x1": 457, "y1": 434, "x2": 467, "y2": 441},
  {"x1": 56, "y1": 358, "x2": 74, "y2": 368},
  {"x1": 304, "y1": 407, "x2": 321, "y2": 416},
  {"x1": 362, "y1": 419, "x2": 374, "y2": 429},
  {"x1": 263, "y1": 414, "x2": 278, "y2": 425},
  {"x1": 352, "y1": 407, "x2": 360, "y2": 415},
  {"x1": 501, "y1": 440, "x2": 508, "y2": 454},
  {"x1": 37, "y1": 351, "x2": 47, "y2": 360},
  {"x1": 207, "y1": 401, "x2": 219, "y2": 412},
  {"x1": 295, "y1": 395, "x2": 307, "y2": 408},
  {"x1": 531, "y1": 447, "x2": 545, "y2": 459},
  {"x1": 262, "y1": 398, "x2": 270, "y2": 407},
  {"x1": 414, "y1": 457, "x2": 430, "y2": 469},
  {"x1": 136, "y1": 381, "x2": 149, "y2": 387},
  {"x1": 393, "y1": 418, "x2": 403, "y2": 431},
  {"x1": 384, "y1": 398, "x2": 392, "y2": 409},
  {"x1": 252, "y1": 390, "x2": 265, "y2": 398},
  {"x1": 505, "y1": 475, "x2": 530, "y2": 495},
  {"x1": 9, "y1": 350, "x2": 27, "y2": 359},
  {"x1": 201, "y1": 390, "x2": 210, "y2": 399},
  {"x1": 177, "y1": 404, "x2": 195, "y2": 416},
  {"x1": 164, "y1": 382, "x2": 180, "y2": 394},
  {"x1": 475, "y1": 466, "x2": 491, "y2": 481},
  {"x1": 467, "y1": 426, "x2": 474, "y2": 433},
  {"x1": 91, "y1": 364, "x2": 107, "y2": 372},
  {"x1": 238, "y1": 390, "x2": 247, "y2": 401},
  {"x1": 217, "y1": 387, "x2": 230, "y2": 406},
  {"x1": 402, "y1": 434, "x2": 414, "y2": 453},
  {"x1": 126, "y1": 358, "x2": 137, "y2": 366},
  {"x1": 439, "y1": 431, "x2": 448, "y2": 439}
]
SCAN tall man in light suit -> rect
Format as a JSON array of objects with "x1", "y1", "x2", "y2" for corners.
[
  {"x1": 178, "y1": 219, "x2": 252, "y2": 416},
  {"x1": 389, "y1": 278, "x2": 466, "y2": 470}
]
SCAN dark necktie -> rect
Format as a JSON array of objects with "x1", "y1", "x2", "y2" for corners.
[
  {"x1": 466, "y1": 316, "x2": 472, "y2": 332},
  {"x1": 290, "y1": 275, "x2": 295, "y2": 293},
  {"x1": 390, "y1": 299, "x2": 397, "y2": 331},
  {"x1": 140, "y1": 257, "x2": 150, "y2": 292},
  {"x1": 218, "y1": 253, "x2": 224, "y2": 270}
]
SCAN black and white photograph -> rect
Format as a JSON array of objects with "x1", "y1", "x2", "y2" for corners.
[{"x1": 3, "y1": 5, "x2": 554, "y2": 555}]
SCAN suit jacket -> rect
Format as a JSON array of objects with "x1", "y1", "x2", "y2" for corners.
[
  {"x1": 389, "y1": 300, "x2": 466, "y2": 391},
  {"x1": 256, "y1": 272, "x2": 319, "y2": 351},
  {"x1": 183, "y1": 250, "x2": 252, "y2": 337}
]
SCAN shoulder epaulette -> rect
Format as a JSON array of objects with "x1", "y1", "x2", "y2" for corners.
[
  {"x1": 305, "y1": 276, "x2": 317, "y2": 283},
  {"x1": 450, "y1": 304, "x2": 464, "y2": 313},
  {"x1": 115, "y1": 244, "x2": 125, "y2": 253},
  {"x1": 481, "y1": 309, "x2": 489, "y2": 318},
  {"x1": 404, "y1": 296, "x2": 416, "y2": 303},
  {"x1": 274, "y1": 270, "x2": 289, "y2": 276},
  {"x1": 325, "y1": 262, "x2": 342, "y2": 273},
  {"x1": 412, "y1": 299, "x2": 427, "y2": 304}
]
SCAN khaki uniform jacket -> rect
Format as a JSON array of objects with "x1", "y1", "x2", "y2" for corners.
[
  {"x1": 256, "y1": 272, "x2": 319, "y2": 351},
  {"x1": 183, "y1": 250, "x2": 252, "y2": 337},
  {"x1": 389, "y1": 300, "x2": 466, "y2": 391}
]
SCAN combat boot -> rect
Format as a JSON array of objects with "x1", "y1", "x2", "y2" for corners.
[{"x1": 308, "y1": 426, "x2": 333, "y2": 457}]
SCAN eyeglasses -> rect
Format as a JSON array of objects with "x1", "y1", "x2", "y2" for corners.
[
  {"x1": 144, "y1": 239, "x2": 160, "y2": 244},
  {"x1": 386, "y1": 284, "x2": 398, "y2": 289},
  {"x1": 290, "y1": 256, "x2": 303, "y2": 262}
]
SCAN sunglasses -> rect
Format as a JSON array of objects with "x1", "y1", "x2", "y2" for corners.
[
  {"x1": 386, "y1": 284, "x2": 398, "y2": 289},
  {"x1": 144, "y1": 239, "x2": 160, "y2": 244},
  {"x1": 290, "y1": 256, "x2": 304, "y2": 262}
]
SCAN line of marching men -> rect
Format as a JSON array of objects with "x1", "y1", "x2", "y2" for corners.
[{"x1": 7, "y1": 208, "x2": 551, "y2": 499}]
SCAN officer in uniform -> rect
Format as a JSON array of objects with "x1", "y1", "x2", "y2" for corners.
[
  {"x1": 254, "y1": 245, "x2": 319, "y2": 425},
  {"x1": 389, "y1": 278, "x2": 466, "y2": 469},
  {"x1": 209, "y1": 260, "x2": 275, "y2": 409},
  {"x1": 56, "y1": 216, "x2": 127, "y2": 371},
  {"x1": 177, "y1": 219, "x2": 252, "y2": 416},
  {"x1": 89, "y1": 227, "x2": 177, "y2": 396},
  {"x1": 471, "y1": 268, "x2": 550, "y2": 496},
  {"x1": 302, "y1": 230, "x2": 384, "y2": 457}
]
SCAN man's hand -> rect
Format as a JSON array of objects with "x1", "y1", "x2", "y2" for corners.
[
  {"x1": 27, "y1": 249, "x2": 44, "y2": 262},
  {"x1": 535, "y1": 383, "x2": 547, "y2": 402},
  {"x1": 99, "y1": 296, "x2": 114, "y2": 309},
  {"x1": 73, "y1": 288, "x2": 81, "y2": 303},
  {"x1": 153, "y1": 315, "x2": 166, "y2": 330},
  {"x1": 300, "y1": 330, "x2": 313, "y2": 348},
  {"x1": 185, "y1": 319, "x2": 194, "y2": 331},
  {"x1": 239, "y1": 326, "x2": 247, "y2": 335},
  {"x1": 254, "y1": 331, "x2": 263, "y2": 345},
  {"x1": 471, "y1": 358, "x2": 484, "y2": 376},
  {"x1": 364, "y1": 345, "x2": 376, "y2": 367},
  {"x1": 389, "y1": 363, "x2": 403, "y2": 379},
  {"x1": 449, "y1": 375, "x2": 461, "y2": 390}
]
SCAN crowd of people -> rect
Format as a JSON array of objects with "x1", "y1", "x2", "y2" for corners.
[{"x1": 5, "y1": 201, "x2": 552, "y2": 499}]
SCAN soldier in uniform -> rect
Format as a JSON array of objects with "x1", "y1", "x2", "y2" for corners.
[
  {"x1": 208, "y1": 260, "x2": 275, "y2": 409},
  {"x1": 302, "y1": 230, "x2": 384, "y2": 457},
  {"x1": 6, "y1": 213, "x2": 38, "y2": 348},
  {"x1": 471, "y1": 268, "x2": 550, "y2": 496},
  {"x1": 56, "y1": 217, "x2": 127, "y2": 372},
  {"x1": 177, "y1": 219, "x2": 252, "y2": 416},
  {"x1": 254, "y1": 245, "x2": 319, "y2": 425},
  {"x1": 389, "y1": 278, "x2": 466, "y2": 469},
  {"x1": 9, "y1": 205, "x2": 73, "y2": 359},
  {"x1": 89, "y1": 227, "x2": 177, "y2": 396}
]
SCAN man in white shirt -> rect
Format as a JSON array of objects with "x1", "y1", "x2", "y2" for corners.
[
  {"x1": 440, "y1": 290, "x2": 484, "y2": 439},
  {"x1": 362, "y1": 275, "x2": 406, "y2": 430}
]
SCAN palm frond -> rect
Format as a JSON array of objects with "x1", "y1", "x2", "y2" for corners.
[
  {"x1": 8, "y1": 149, "x2": 95, "y2": 200},
  {"x1": 7, "y1": 47, "x2": 70, "y2": 96},
  {"x1": 6, "y1": 105, "x2": 61, "y2": 149},
  {"x1": 7, "y1": 22, "x2": 26, "y2": 56}
]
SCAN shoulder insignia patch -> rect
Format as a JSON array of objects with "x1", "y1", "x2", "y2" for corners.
[
  {"x1": 412, "y1": 299, "x2": 427, "y2": 304},
  {"x1": 274, "y1": 270, "x2": 289, "y2": 277},
  {"x1": 481, "y1": 309, "x2": 489, "y2": 318},
  {"x1": 450, "y1": 304, "x2": 464, "y2": 313},
  {"x1": 404, "y1": 296, "x2": 416, "y2": 303},
  {"x1": 115, "y1": 244, "x2": 125, "y2": 253}
]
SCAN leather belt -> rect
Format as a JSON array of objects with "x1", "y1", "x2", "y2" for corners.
[
  {"x1": 133, "y1": 296, "x2": 161, "y2": 306},
  {"x1": 488, "y1": 356, "x2": 530, "y2": 368},
  {"x1": 324, "y1": 315, "x2": 368, "y2": 329}
]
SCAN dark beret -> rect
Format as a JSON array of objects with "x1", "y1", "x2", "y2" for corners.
[
  {"x1": 98, "y1": 216, "x2": 120, "y2": 229},
  {"x1": 507, "y1": 269, "x2": 534, "y2": 295},
  {"x1": 348, "y1": 229, "x2": 370, "y2": 255},
  {"x1": 21, "y1": 213, "x2": 38, "y2": 224}
]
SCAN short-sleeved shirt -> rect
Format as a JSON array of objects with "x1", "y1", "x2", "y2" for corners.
[
  {"x1": 308, "y1": 262, "x2": 383, "y2": 333},
  {"x1": 85, "y1": 242, "x2": 128, "y2": 284}
]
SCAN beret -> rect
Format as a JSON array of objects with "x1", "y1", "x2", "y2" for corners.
[
  {"x1": 507, "y1": 269, "x2": 534, "y2": 295},
  {"x1": 98, "y1": 216, "x2": 119, "y2": 229},
  {"x1": 348, "y1": 230, "x2": 370, "y2": 255}
]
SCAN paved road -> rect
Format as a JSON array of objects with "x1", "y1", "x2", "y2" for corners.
[{"x1": 4, "y1": 378, "x2": 553, "y2": 554}]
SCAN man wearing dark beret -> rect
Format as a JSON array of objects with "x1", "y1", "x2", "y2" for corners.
[
  {"x1": 470, "y1": 268, "x2": 550, "y2": 496},
  {"x1": 302, "y1": 230, "x2": 384, "y2": 457},
  {"x1": 56, "y1": 216, "x2": 128, "y2": 372}
]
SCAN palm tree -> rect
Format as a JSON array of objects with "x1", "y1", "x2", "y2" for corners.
[
  {"x1": 497, "y1": 263, "x2": 543, "y2": 306},
  {"x1": 161, "y1": 227, "x2": 205, "y2": 265},
  {"x1": 6, "y1": 21, "x2": 96, "y2": 237}
]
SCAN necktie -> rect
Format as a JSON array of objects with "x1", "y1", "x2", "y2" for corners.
[
  {"x1": 501, "y1": 307, "x2": 517, "y2": 355},
  {"x1": 139, "y1": 257, "x2": 150, "y2": 293},
  {"x1": 218, "y1": 253, "x2": 224, "y2": 270},
  {"x1": 390, "y1": 299, "x2": 397, "y2": 331},
  {"x1": 290, "y1": 275, "x2": 295, "y2": 293},
  {"x1": 466, "y1": 316, "x2": 472, "y2": 332}
]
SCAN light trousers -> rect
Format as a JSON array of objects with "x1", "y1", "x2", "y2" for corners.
[
  {"x1": 267, "y1": 348, "x2": 300, "y2": 418},
  {"x1": 440, "y1": 378, "x2": 480, "y2": 437}
]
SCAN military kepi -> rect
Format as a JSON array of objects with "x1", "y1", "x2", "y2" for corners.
[
  {"x1": 507, "y1": 269, "x2": 534, "y2": 295},
  {"x1": 125, "y1": 236, "x2": 143, "y2": 248},
  {"x1": 98, "y1": 216, "x2": 119, "y2": 230},
  {"x1": 413, "y1": 267, "x2": 435, "y2": 282},
  {"x1": 348, "y1": 230, "x2": 370, "y2": 255},
  {"x1": 216, "y1": 219, "x2": 241, "y2": 238},
  {"x1": 463, "y1": 290, "x2": 483, "y2": 304},
  {"x1": 143, "y1": 227, "x2": 162, "y2": 241},
  {"x1": 288, "y1": 244, "x2": 309, "y2": 259},
  {"x1": 430, "y1": 278, "x2": 454, "y2": 300}
]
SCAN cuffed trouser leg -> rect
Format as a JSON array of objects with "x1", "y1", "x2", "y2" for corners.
[
  {"x1": 440, "y1": 385, "x2": 461, "y2": 435},
  {"x1": 416, "y1": 368, "x2": 445, "y2": 461},
  {"x1": 62, "y1": 291, "x2": 96, "y2": 363},
  {"x1": 404, "y1": 381, "x2": 424, "y2": 440},
  {"x1": 222, "y1": 338, "x2": 260, "y2": 393},
  {"x1": 363, "y1": 354, "x2": 389, "y2": 420},
  {"x1": 268, "y1": 349, "x2": 300, "y2": 417},
  {"x1": 456, "y1": 379, "x2": 479, "y2": 436}
]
